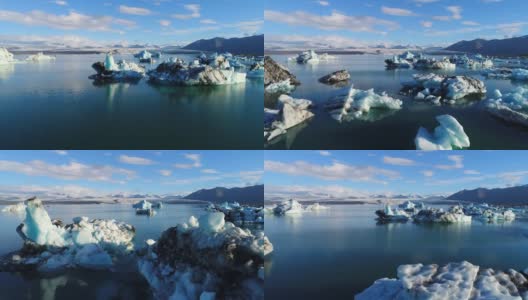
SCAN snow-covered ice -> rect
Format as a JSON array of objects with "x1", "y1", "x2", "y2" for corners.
[
  {"x1": 137, "y1": 213, "x2": 272, "y2": 300},
  {"x1": 326, "y1": 85, "x2": 402, "y2": 122},
  {"x1": 415, "y1": 114, "x2": 470, "y2": 150},
  {"x1": 402, "y1": 74, "x2": 486, "y2": 102},
  {"x1": 413, "y1": 205, "x2": 472, "y2": 223}
]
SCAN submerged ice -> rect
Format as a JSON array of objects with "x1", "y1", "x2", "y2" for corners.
[{"x1": 415, "y1": 115, "x2": 470, "y2": 150}]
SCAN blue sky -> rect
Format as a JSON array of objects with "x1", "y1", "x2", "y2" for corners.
[
  {"x1": 0, "y1": 150, "x2": 262, "y2": 199},
  {"x1": 0, "y1": 0, "x2": 263, "y2": 48},
  {"x1": 265, "y1": 151, "x2": 528, "y2": 199},
  {"x1": 265, "y1": 0, "x2": 528, "y2": 48}
]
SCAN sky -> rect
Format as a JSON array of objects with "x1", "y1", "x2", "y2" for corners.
[
  {"x1": 264, "y1": 151, "x2": 528, "y2": 200},
  {"x1": 0, "y1": 0, "x2": 263, "y2": 48},
  {"x1": 0, "y1": 150, "x2": 263, "y2": 200},
  {"x1": 265, "y1": 0, "x2": 528, "y2": 49}
]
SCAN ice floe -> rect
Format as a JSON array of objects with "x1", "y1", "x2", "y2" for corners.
[
  {"x1": 137, "y1": 212, "x2": 272, "y2": 300},
  {"x1": 326, "y1": 85, "x2": 402, "y2": 122},
  {"x1": 415, "y1": 115, "x2": 470, "y2": 150},
  {"x1": 375, "y1": 205, "x2": 411, "y2": 222},
  {"x1": 0, "y1": 48, "x2": 17, "y2": 65},
  {"x1": 25, "y1": 52, "x2": 56, "y2": 62},
  {"x1": 269, "y1": 199, "x2": 328, "y2": 215},
  {"x1": 413, "y1": 205, "x2": 472, "y2": 223},
  {"x1": 293, "y1": 50, "x2": 334, "y2": 64},
  {"x1": 89, "y1": 54, "x2": 145, "y2": 83},
  {"x1": 264, "y1": 56, "x2": 300, "y2": 92},
  {"x1": 451, "y1": 54, "x2": 494, "y2": 69},
  {"x1": 147, "y1": 59, "x2": 246, "y2": 86},
  {"x1": 357, "y1": 261, "x2": 528, "y2": 300},
  {"x1": 483, "y1": 68, "x2": 528, "y2": 81},
  {"x1": 402, "y1": 74, "x2": 486, "y2": 103},
  {"x1": 0, "y1": 197, "x2": 135, "y2": 273},
  {"x1": 206, "y1": 202, "x2": 264, "y2": 224},
  {"x1": 1, "y1": 202, "x2": 26, "y2": 214},
  {"x1": 264, "y1": 94, "x2": 314, "y2": 142},
  {"x1": 319, "y1": 70, "x2": 350, "y2": 85},
  {"x1": 414, "y1": 57, "x2": 456, "y2": 70},
  {"x1": 134, "y1": 50, "x2": 153, "y2": 63},
  {"x1": 484, "y1": 87, "x2": 528, "y2": 127}
]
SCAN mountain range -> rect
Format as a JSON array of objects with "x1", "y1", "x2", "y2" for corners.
[
  {"x1": 183, "y1": 184, "x2": 263, "y2": 206},
  {"x1": 183, "y1": 34, "x2": 264, "y2": 55},
  {"x1": 447, "y1": 185, "x2": 528, "y2": 205},
  {"x1": 445, "y1": 35, "x2": 528, "y2": 57}
]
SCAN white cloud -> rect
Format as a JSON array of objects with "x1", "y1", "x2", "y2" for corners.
[
  {"x1": 159, "y1": 169, "x2": 172, "y2": 177},
  {"x1": 316, "y1": 1, "x2": 330, "y2": 6},
  {"x1": 264, "y1": 160, "x2": 400, "y2": 183},
  {"x1": 413, "y1": 0, "x2": 440, "y2": 3},
  {"x1": 0, "y1": 10, "x2": 129, "y2": 33},
  {"x1": 421, "y1": 21, "x2": 433, "y2": 28},
  {"x1": 422, "y1": 170, "x2": 434, "y2": 177},
  {"x1": 381, "y1": 6, "x2": 417, "y2": 17},
  {"x1": 264, "y1": 10, "x2": 399, "y2": 34},
  {"x1": 319, "y1": 151, "x2": 331, "y2": 156},
  {"x1": 119, "y1": 155, "x2": 155, "y2": 165},
  {"x1": 435, "y1": 155, "x2": 463, "y2": 170},
  {"x1": 119, "y1": 5, "x2": 152, "y2": 16},
  {"x1": 172, "y1": 4, "x2": 200, "y2": 20},
  {"x1": 201, "y1": 169, "x2": 219, "y2": 174},
  {"x1": 383, "y1": 156, "x2": 416, "y2": 166},
  {"x1": 159, "y1": 19, "x2": 171, "y2": 26},
  {"x1": 0, "y1": 160, "x2": 135, "y2": 182},
  {"x1": 462, "y1": 21, "x2": 479, "y2": 26},
  {"x1": 52, "y1": 1, "x2": 68, "y2": 6},
  {"x1": 174, "y1": 154, "x2": 202, "y2": 169},
  {"x1": 265, "y1": 184, "x2": 368, "y2": 200},
  {"x1": 464, "y1": 170, "x2": 480, "y2": 175},
  {"x1": 200, "y1": 19, "x2": 217, "y2": 24},
  {"x1": 52, "y1": 150, "x2": 68, "y2": 156},
  {"x1": 433, "y1": 6, "x2": 462, "y2": 21}
]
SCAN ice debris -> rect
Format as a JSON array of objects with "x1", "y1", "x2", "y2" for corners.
[
  {"x1": 319, "y1": 70, "x2": 350, "y2": 85},
  {"x1": 206, "y1": 202, "x2": 264, "y2": 224},
  {"x1": 134, "y1": 50, "x2": 153, "y2": 63},
  {"x1": 0, "y1": 197, "x2": 135, "y2": 273},
  {"x1": 89, "y1": 54, "x2": 145, "y2": 83},
  {"x1": 137, "y1": 212, "x2": 272, "y2": 300},
  {"x1": 402, "y1": 74, "x2": 486, "y2": 103},
  {"x1": 326, "y1": 85, "x2": 402, "y2": 122},
  {"x1": 264, "y1": 94, "x2": 314, "y2": 142},
  {"x1": 25, "y1": 52, "x2": 56, "y2": 62},
  {"x1": 483, "y1": 68, "x2": 528, "y2": 81},
  {"x1": 1, "y1": 202, "x2": 26, "y2": 214},
  {"x1": 357, "y1": 261, "x2": 528, "y2": 300},
  {"x1": 484, "y1": 87, "x2": 528, "y2": 127},
  {"x1": 293, "y1": 50, "x2": 334, "y2": 64},
  {"x1": 415, "y1": 115, "x2": 470, "y2": 150},
  {"x1": 375, "y1": 205, "x2": 411, "y2": 222},
  {"x1": 270, "y1": 199, "x2": 328, "y2": 215}
]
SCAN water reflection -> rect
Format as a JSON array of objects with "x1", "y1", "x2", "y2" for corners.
[{"x1": 0, "y1": 64, "x2": 15, "y2": 81}]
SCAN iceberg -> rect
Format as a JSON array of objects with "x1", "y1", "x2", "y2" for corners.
[
  {"x1": 151, "y1": 202, "x2": 163, "y2": 209},
  {"x1": 147, "y1": 60, "x2": 246, "y2": 86},
  {"x1": 319, "y1": 70, "x2": 350, "y2": 85},
  {"x1": 414, "y1": 57, "x2": 456, "y2": 70},
  {"x1": 415, "y1": 115, "x2": 470, "y2": 150},
  {"x1": 246, "y1": 62, "x2": 264, "y2": 78},
  {"x1": 207, "y1": 202, "x2": 264, "y2": 224},
  {"x1": 413, "y1": 205, "x2": 471, "y2": 223},
  {"x1": 25, "y1": 52, "x2": 56, "y2": 62},
  {"x1": 402, "y1": 74, "x2": 486, "y2": 102},
  {"x1": 305, "y1": 203, "x2": 329, "y2": 211},
  {"x1": 265, "y1": 79, "x2": 296, "y2": 94},
  {"x1": 326, "y1": 85, "x2": 402, "y2": 122},
  {"x1": 137, "y1": 213, "x2": 272, "y2": 300},
  {"x1": 295, "y1": 50, "x2": 321, "y2": 64},
  {"x1": 375, "y1": 205, "x2": 410, "y2": 222},
  {"x1": 132, "y1": 199, "x2": 152, "y2": 210},
  {"x1": 0, "y1": 48, "x2": 17, "y2": 64},
  {"x1": 1, "y1": 202, "x2": 26, "y2": 214},
  {"x1": 357, "y1": 261, "x2": 528, "y2": 300},
  {"x1": 264, "y1": 56, "x2": 300, "y2": 89},
  {"x1": 384, "y1": 51, "x2": 416, "y2": 69},
  {"x1": 89, "y1": 54, "x2": 145, "y2": 83},
  {"x1": 484, "y1": 87, "x2": 528, "y2": 127},
  {"x1": 264, "y1": 94, "x2": 314, "y2": 142},
  {"x1": 272, "y1": 199, "x2": 304, "y2": 215},
  {"x1": 1, "y1": 197, "x2": 135, "y2": 273},
  {"x1": 134, "y1": 50, "x2": 153, "y2": 63}
]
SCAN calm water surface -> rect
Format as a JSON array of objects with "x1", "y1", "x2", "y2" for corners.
[
  {"x1": 0, "y1": 203, "x2": 205, "y2": 300},
  {"x1": 265, "y1": 204, "x2": 528, "y2": 300},
  {"x1": 0, "y1": 53, "x2": 262, "y2": 149},
  {"x1": 265, "y1": 54, "x2": 528, "y2": 149}
]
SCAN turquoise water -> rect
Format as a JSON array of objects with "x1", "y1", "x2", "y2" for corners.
[
  {"x1": 0, "y1": 54, "x2": 262, "y2": 149},
  {"x1": 264, "y1": 204, "x2": 528, "y2": 299},
  {"x1": 265, "y1": 54, "x2": 528, "y2": 149},
  {"x1": 0, "y1": 203, "x2": 205, "y2": 300}
]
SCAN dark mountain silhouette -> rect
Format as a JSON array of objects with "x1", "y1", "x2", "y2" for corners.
[
  {"x1": 182, "y1": 35, "x2": 264, "y2": 55},
  {"x1": 447, "y1": 185, "x2": 528, "y2": 205},
  {"x1": 184, "y1": 184, "x2": 263, "y2": 206},
  {"x1": 445, "y1": 35, "x2": 528, "y2": 57}
]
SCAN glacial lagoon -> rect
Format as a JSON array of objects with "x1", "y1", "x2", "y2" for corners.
[
  {"x1": 0, "y1": 203, "x2": 204, "y2": 299},
  {"x1": 264, "y1": 203, "x2": 528, "y2": 299},
  {"x1": 265, "y1": 54, "x2": 528, "y2": 150},
  {"x1": 0, "y1": 53, "x2": 262, "y2": 149}
]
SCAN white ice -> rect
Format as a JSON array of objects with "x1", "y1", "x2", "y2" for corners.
[
  {"x1": 132, "y1": 199, "x2": 152, "y2": 210},
  {"x1": 415, "y1": 114, "x2": 470, "y2": 150},
  {"x1": 103, "y1": 54, "x2": 145, "y2": 79},
  {"x1": 25, "y1": 52, "x2": 56, "y2": 62},
  {"x1": 2, "y1": 202, "x2": 26, "y2": 214},
  {"x1": 265, "y1": 94, "x2": 314, "y2": 141},
  {"x1": 265, "y1": 79, "x2": 296, "y2": 94},
  {"x1": 0, "y1": 48, "x2": 17, "y2": 64}
]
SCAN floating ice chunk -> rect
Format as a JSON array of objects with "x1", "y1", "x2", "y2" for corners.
[
  {"x1": 2, "y1": 202, "x2": 26, "y2": 214},
  {"x1": 265, "y1": 95, "x2": 314, "y2": 142},
  {"x1": 133, "y1": 200, "x2": 152, "y2": 210},
  {"x1": 22, "y1": 198, "x2": 66, "y2": 247},
  {"x1": 319, "y1": 70, "x2": 350, "y2": 84},
  {"x1": 265, "y1": 79, "x2": 296, "y2": 94},
  {"x1": 512, "y1": 68, "x2": 528, "y2": 81},
  {"x1": 90, "y1": 54, "x2": 145, "y2": 83},
  {"x1": 147, "y1": 61, "x2": 246, "y2": 86},
  {"x1": 296, "y1": 50, "x2": 320, "y2": 64},
  {"x1": 74, "y1": 244, "x2": 113, "y2": 270},
  {"x1": 415, "y1": 115, "x2": 470, "y2": 150},
  {"x1": 355, "y1": 278, "x2": 403, "y2": 300},
  {"x1": 208, "y1": 202, "x2": 264, "y2": 224},
  {"x1": 152, "y1": 202, "x2": 163, "y2": 209},
  {"x1": 327, "y1": 85, "x2": 402, "y2": 122},
  {"x1": 403, "y1": 74, "x2": 486, "y2": 102},
  {"x1": 134, "y1": 50, "x2": 153, "y2": 63},
  {"x1": 484, "y1": 87, "x2": 528, "y2": 127},
  {"x1": 25, "y1": 52, "x2": 56, "y2": 62},
  {"x1": 246, "y1": 62, "x2": 264, "y2": 78},
  {"x1": 0, "y1": 48, "x2": 17, "y2": 64},
  {"x1": 474, "y1": 269, "x2": 527, "y2": 299},
  {"x1": 272, "y1": 199, "x2": 304, "y2": 215},
  {"x1": 413, "y1": 205, "x2": 472, "y2": 223},
  {"x1": 375, "y1": 205, "x2": 410, "y2": 222},
  {"x1": 306, "y1": 203, "x2": 329, "y2": 211}
]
